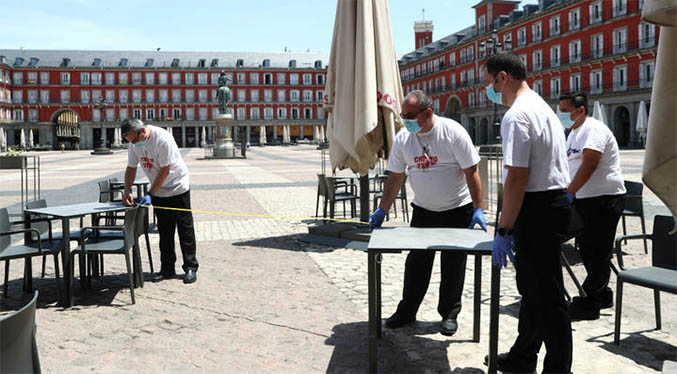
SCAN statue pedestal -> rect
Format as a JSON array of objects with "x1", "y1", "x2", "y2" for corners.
[{"x1": 213, "y1": 113, "x2": 236, "y2": 159}]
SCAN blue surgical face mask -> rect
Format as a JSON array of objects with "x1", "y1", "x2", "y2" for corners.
[
  {"x1": 558, "y1": 110, "x2": 577, "y2": 129},
  {"x1": 404, "y1": 119, "x2": 422, "y2": 134},
  {"x1": 134, "y1": 140, "x2": 147, "y2": 148},
  {"x1": 485, "y1": 84, "x2": 502, "y2": 105}
]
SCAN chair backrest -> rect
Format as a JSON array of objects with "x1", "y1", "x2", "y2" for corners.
[
  {"x1": 122, "y1": 207, "x2": 140, "y2": 247},
  {"x1": 324, "y1": 177, "x2": 337, "y2": 200},
  {"x1": 623, "y1": 181, "x2": 644, "y2": 214},
  {"x1": 134, "y1": 206, "x2": 148, "y2": 239},
  {"x1": 98, "y1": 180, "x2": 111, "y2": 203},
  {"x1": 25, "y1": 199, "x2": 49, "y2": 239},
  {"x1": 317, "y1": 174, "x2": 328, "y2": 197},
  {"x1": 0, "y1": 290, "x2": 41, "y2": 373},
  {"x1": 652, "y1": 215, "x2": 677, "y2": 270},
  {"x1": 0, "y1": 208, "x2": 10, "y2": 251}
]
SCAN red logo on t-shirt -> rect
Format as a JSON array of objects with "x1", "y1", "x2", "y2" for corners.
[
  {"x1": 413, "y1": 155, "x2": 438, "y2": 169},
  {"x1": 140, "y1": 157, "x2": 154, "y2": 169}
]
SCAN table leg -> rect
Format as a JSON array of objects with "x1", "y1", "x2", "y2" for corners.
[
  {"x1": 368, "y1": 250, "x2": 378, "y2": 373},
  {"x1": 62, "y1": 218, "x2": 71, "y2": 307},
  {"x1": 376, "y1": 252, "x2": 382, "y2": 339},
  {"x1": 473, "y1": 254, "x2": 481, "y2": 342},
  {"x1": 488, "y1": 263, "x2": 500, "y2": 374},
  {"x1": 22, "y1": 211, "x2": 33, "y2": 293}
]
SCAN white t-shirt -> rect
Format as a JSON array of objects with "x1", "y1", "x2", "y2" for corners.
[
  {"x1": 127, "y1": 125, "x2": 190, "y2": 197},
  {"x1": 566, "y1": 117, "x2": 626, "y2": 198},
  {"x1": 387, "y1": 115, "x2": 480, "y2": 212},
  {"x1": 501, "y1": 90, "x2": 570, "y2": 191}
]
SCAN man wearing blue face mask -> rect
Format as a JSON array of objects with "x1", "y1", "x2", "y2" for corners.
[
  {"x1": 369, "y1": 90, "x2": 485, "y2": 337},
  {"x1": 558, "y1": 92, "x2": 626, "y2": 321},
  {"x1": 121, "y1": 118, "x2": 199, "y2": 284},
  {"x1": 483, "y1": 53, "x2": 571, "y2": 374}
]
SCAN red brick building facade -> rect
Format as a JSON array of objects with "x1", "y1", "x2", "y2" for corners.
[
  {"x1": 0, "y1": 51, "x2": 328, "y2": 149},
  {"x1": 399, "y1": 0, "x2": 657, "y2": 147}
]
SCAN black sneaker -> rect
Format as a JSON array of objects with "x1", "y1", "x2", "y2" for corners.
[
  {"x1": 384, "y1": 313, "x2": 415, "y2": 329},
  {"x1": 484, "y1": 352, "x2": 537, "y2": 373},
  {"x1": 440, "y1": 317, "x2": 458, "y2": 336},
  {"x1": 151, "y1": 272, "x2": 176, "y2": 283},
  {"x1": 568, "y1": 297, "x2": 600, "y2": 321}
]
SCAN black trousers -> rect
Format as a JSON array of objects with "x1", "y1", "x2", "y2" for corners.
[
  {"x1": 510, "y1": 190, "x2": 572, "y2": 374},
  {"x1": 574, "y1": 194, "x2": 625, "y2": 301},
  {"x1": 152, "y1": 190, "x2": 199, "y2": 274},
  {"x1": 395, "y1": 202, "x2": 473, "y2": 320}
]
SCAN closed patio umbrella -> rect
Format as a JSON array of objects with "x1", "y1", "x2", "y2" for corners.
[
  {"x1": 313, "y1": 126, "x2": 319, "y2": 143},
  {"x1": 201, "y1": 126, "x2": 207, "y2": 147},
  {"x1": 260, "y1": 125, "x2": 267, "y2": 145},
  {"x1": 28, "y1": 129, "x2": 34, "y2": 148},
  {"x1": 0, "y1": 128, "x2": 5, "y2": 151},
  {"x1": 636, "y1": 100, "x2": 648, "y2": 147},
  {"x1": 325, "y1": 0, "x2": 404, "y2": 221},
  {"x1": 20, "y1": 129, "x2": 26, "y2": 149},
  {"x1": 592, "y1": 101, "x2": 605, "y2": 122},
  {"x1": 642, "y1": 0, "x2": 677, "y2": 220},
  {"x1": 318, "y1": 125, "x2": 325, "y2": 143}
]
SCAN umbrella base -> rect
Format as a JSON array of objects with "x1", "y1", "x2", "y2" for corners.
[{"x1": 90, "y1": 148, "x2": 114, "y2": 155}]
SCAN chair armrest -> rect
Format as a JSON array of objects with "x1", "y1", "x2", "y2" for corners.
[
  {"x1": 614, "y1": 233, "x2": 652, "y2": 270},
  {"x1": 0, "y1": 229, "x2": 43, "y2": 253}
]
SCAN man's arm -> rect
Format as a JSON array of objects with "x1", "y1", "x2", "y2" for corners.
[
  {"x1": 463, "y1": 164, "x2": 483, "y2": 209},
  {"x1": 123, "y1": 166, "x2": 137, "y2": 206},
  {"x1": 377, "y1": 172, "x2": 406, "y2": 212},
  {"x1": 567, "y1": 149, "x2": 602, "y2": 194},
  {"x1": 149, "y1": 165, "x2": 171, "y2": 195},
  {"x1": 499, "y1": 166, "x2": 529, "y2": 229}
]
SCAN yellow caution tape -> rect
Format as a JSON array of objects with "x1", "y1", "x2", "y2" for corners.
[{"x1": 139, "y1": 204, "x2": 365, "y2": 224}]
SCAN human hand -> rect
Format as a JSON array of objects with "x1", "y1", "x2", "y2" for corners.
[
  {"x1": 566, "y1": 192, "x2": 575, "y2": 205},
  {"x1": 491, "y1": 234, "x2": 515, "y2": 268},
  {"x1": 468, "y1": 208, "x2": 487, "y2": 231},
  {"x1": 123, "y1": 192, "x2": 135, "y2": 207},
  {"x1": 369, "y1": 208, "x2": 386, "y2": 229},
  {"x1": 137, "y1": 194, "x2": 152, "y2": 207}
]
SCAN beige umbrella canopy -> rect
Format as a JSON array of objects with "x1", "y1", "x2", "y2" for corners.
[
  {"x1": 641, "y1": 0, "x2": 677, "y2": 220},
  {"x1": 20, "y1": 129, "x2": 26, "y2": 148},
  {"x1": 324, "y1": 0, "x2": 404, "y2": 176},
  {"x1": 260, "y1": 125, "x2": 267, "y2": 145}
]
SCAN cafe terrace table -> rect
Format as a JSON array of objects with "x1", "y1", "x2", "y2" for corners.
[
  {"x1": 367, "y1": 227, "x2": 500, "y2": 373},
  {"x1": 110, "y1": 180, "x2": 150, "y2": 199},
  {"x1": 23, "y1": 202, "x2": 132, "y2": 306}
]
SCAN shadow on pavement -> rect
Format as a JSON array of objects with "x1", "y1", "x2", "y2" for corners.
[
  {"x1": 587, "y1": 330, "x2": 676, "y2": 371},
  {"x1": 233, "y1": 234, "x2": 339, "y2": 254},
  {"x1": 325, "y1": 321, "x2": 485, "y2": 373}
]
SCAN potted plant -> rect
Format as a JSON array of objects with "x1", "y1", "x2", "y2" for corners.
[{"x1": 0, "y1": 147, "x2": 26, "y2": 169}]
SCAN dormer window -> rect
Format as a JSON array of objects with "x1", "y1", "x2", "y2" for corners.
[
  {"x1": 314, "y1": 60, "x2": 323, "y2": 69},
  {"x1": 289, "y1": 60, "x2": 297, "y2": 68},
  {"x1": 119, "y1": 58, "x2": 128, "y2": 67},
  {"x1": 236, "y1": 59, "x2": 244, "y2": 68},
  {"x1": 210, "y1": 59, "x2": 219, "y2": 67},
  {"x1": 28, "y1": 57, "x2": 39, "y2": 67},
  {"x1": 145, "y1": 58, "x2": 154, "y2": 67},
  {"x1": 92, "y1": 58, "x2": 101, "y2": 67},
  {"x1": 60, "y1": 58, "x2": 70, "y2": 67},
  {"x1": 14, "y1": 57, "x2": 25, "y2": 67},
  {"x1": 171, "y1": 58, "x2": 180, "y2": 67},
  {"x1": 262, "y1": 59, "x2": 270, "y2": 68},
  {"x1": 197, "y1": 59, "x2": 206, "y2": 68}
]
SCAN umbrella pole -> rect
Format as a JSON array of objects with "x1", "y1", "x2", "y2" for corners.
[{"x1": 360, "y1": 175, "x2": 370, "y2": 223}]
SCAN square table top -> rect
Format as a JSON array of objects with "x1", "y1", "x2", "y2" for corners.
[
  {"x1": 368, "y1": 227, "x2": 493, "y2": 254},
  {"x1": 111, "y1": 180, "x2": 149, "y2": 186},
  {"x1": 24, "y1": 202, "x2": 131, "y2": 218}
]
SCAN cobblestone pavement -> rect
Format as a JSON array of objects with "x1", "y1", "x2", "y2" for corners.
[{"x1": 0, "y1": 146, "x2": 674, "y2": 373}]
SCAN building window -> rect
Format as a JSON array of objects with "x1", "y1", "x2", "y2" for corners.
[
  {"x1": 548, "y1": 15, "x2": 560, "y2": 38},
  {"x1": 38, "y1": 90, "x2": 49, "y2": 104},
  {"x1": 263, "y1": 73, "x2": 272, "y2": 85},
  {"x1": 40, "y1": 72, "x2": 49, "y2": 85},
  {"x1": 106, "y1": 108, "x2": 115, "y2": 121},
  {"x1": 303, "y1": 90, "x2": 313, "y2": 102},
  {"x1": 159, "y1": 108, "x2": 167, "y2": 120},
  {"x1": 277, "y1": 89, "x2": 286, "y2": 102},
  {"x1": 237, "y1": 107, "x2": 246, "y2": 120},
  {"x1": 91, "y1": 90, "x2": 101, "y2": 104},
  {"x1": 28, "y1": 110, "x2": 38, "y2": 122},
  {"x1": 119, "y1": 108, "x2": 128, "y2": 120},
  {"x1": 250, "y1": 73, "x2": 259, "y2": 85},
  {"x1": 28, "y1": 90, "x2": 37, "y2": 104},
  {"x1": 185, "y1": 73, "x2": 194, "y2": 85},
  {"x1": 532, "y1": 22, "x2": 542, "y2": 42},
  {"x1": 132, "y1": 72, "x2": 142, "y2": 85},
  {"x1": 61, "y1": 72, "x2": 71, "y2": 85},
  {"x1": 185, "y1": 108, "x2": 194, "y2": 120},
  {"x1": 171, "y1": 73, "x2": 181, "y2": 85},
  {"x1": 303, "y1": 74, "x2": 312, "y2": 85},
  {"x1": 27, "y1": 72, "x2": 37, "y2": 85},
  {"x1": 264, "y1": 107, "x2": 273, "y2": 120},
  {"x1": 13, "y1": 72, "x2": 23, "y2": 85},
  {"x1": 550, "y1": 45, "x2": 561, "y2": 67},
  {"x1": 516, "y1": 27, "x2": 527, "y2": 47},
  {"x1": 106, "y1": 89, "x2": 115, "y2": 103},
  {"x1": 304, "y1": 107, "x2": 312, "y2": 119},
  {"x1": 132, "y1": 90, "x2": 142, "y2": 103},
  {"x1": 237, "y1": 73, "x2": 246, "y2": 84},
  {"x1": 613, "y1": 27, "x2": 627, "y2": 53},
  {"x1": 198, "y1": 89, "x2": 208, "y2": 103},
  {"x1": 569, "y1": 74, "x2": 581, "y2": 92},
  {"x1": 119, "y1": 73, "x2": 128, "y2": 85},
  {"x1": 146, "y1": 89, "x2": 155, "y2": 103},
  {"x1": 158, "y1": 73, "x2": 168, "y2": 85},
  {"x1": 478, "y1": 15, "x2": 486, "y2": 34},
  {"x1": 590, "y1": 1, "x2": 603, "y2": 24},
  {"x1": 60, "y1": 90, "x2": 70, "y2": 104},
  {"x1": 613, "y1": 65, "x2": 627, "y2": 91},
  {"x1": 468, "y1": 92, "x2": 475, "y2": 107},
  {"x1": 550, "y1": 77, "x2": 561, "y2": 98},
  {"x1": 591, "y1": 34, "x2": 604, "y2": 59},
  {"x1": 639, "y1": 22, "x2": 656, "y2": 48},
  {"x1": 568, "y1": 40, "x2": 581, "y2": 63},
  {"x1": 613, "y1": 0, "x2": 627, "y2": 17},
  {"x1": 209, "y1": 73, "x2": 219, "y2": 85},
  {"x1": 159, "y1": 89, "x2": 168, "y2": 103},
  {"x1": 264, "y1": 89, "x2": 272, "y2": 102},
  {"x1": 317, "y1": 74, "x2": 325, "y2": 85},
  {"x1": 185, "y1": 90, "x2": 194, "y2": 103},
  {"x1": 237, "y1": 89, "x2": 246, "y2": 102},
  {"x1": 277, "y1": 108, "x2": 287, "y2": 119},
  {"x1": 92, "y1": 72, "x2": 102, "y2": 85},
  {"x1": 533, "y1": 80, "x2": 543, "y2": 96},
  {"x1": 449, "y1": 52, "x2": 456, "y2": 66},
  {"x1": 640, "y1": 60, "x2": 655, "y2": 88},
  {"x1": 172, "y1": 89, "x2": 181, "y2": 103},
  {"x1": 569, "y1": 8, "x2": 580, "y2": 31},
  {"x1": 250, "y1": 107, "x2": 260, "y2": 120},
  {"x1": 13, "y1": 91, "x2": 23, "y2": 104},
  {"x1": 11, "y1": 110, "x2": 23, "y2": 121},
  {"x1": 146, "y1": 109, "x2": 155, "y2": 121},
  {"x1": 133, "y1": 109, "x2": 142, "y2": 119},
  {"x1": 533, "y1": 50, "x2": 543, "y2": 71},
  {"x1": 316, "y1": 90, "x2": 324, "y2": 102},
  {"x1": 145, "y1": 72, "x2": 155, "y2": 85},
  {"x1": 105, "y1": 72, "x2": 115, "y2": 85},
  {"x1": 590, "y1": 69, "x2": 603, "y2": 94},
  {"x1": 197, "y1": 73, "x2": 207, "y2": 85},
  {"x1": 291, "y1": 108, "x2": 299, "y2": 119},
  {"x1": 277, "y1": 73, "x2": 286, "y2": 85},
  {"x1": 251, "y1": 90, "x2": 259, "y2": 102},
  {"x1": 290, "y1": 90, "x2": 299, "y2": 102},
  {"x1": 290, "y1": 74, "x2": 299, "y2": 85},
  {"x1": 519, "y1": 54, "x2": 527, "y2": 69},
  {"x1": 119, "y1": 90, "x2": 128, "y2": 103}
]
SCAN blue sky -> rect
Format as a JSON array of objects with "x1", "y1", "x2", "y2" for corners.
[{"x1": 2, "y1": 0, "x2": 538, "y2": 57}]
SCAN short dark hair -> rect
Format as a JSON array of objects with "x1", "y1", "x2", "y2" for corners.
[
  {"x1": 485, "y1": 53, "x2": 527, "y2": 80},
  {"x1": 120, "y1": 118, "x2": 145, "y2": 136},
  {"x1": 559, "y1": 91, "x2": 588, "y2": 114}
]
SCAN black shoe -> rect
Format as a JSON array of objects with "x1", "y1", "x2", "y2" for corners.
[
  {"x1": 440, "y1": 317, "x2": 458, "y2": 336},
  {"x1": 183, "y1": 269, "x2": 197, "y2": 284},
  {"x1": 568, "y1": 297, "x2": 600, "y2": 321},
  {"x1": 484, "y1": 352, "x2": 537, "y2": 373},
  {"x1": 151, "y1": 272, "x2": 176, "y2": 283},
  {"x1": 572, "y1": 288, "x2": 613, "y2": 309},
  {"x1": 384, "y1": 313, "x2": 415, "y2": 329}
]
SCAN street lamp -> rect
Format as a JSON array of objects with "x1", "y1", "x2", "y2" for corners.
[
  {"x1": 480, "y1": 29, "x2": 503, "y2": 144},
  {"x1": 91, "y1": 98, "x2": 113, "y2": 154}
]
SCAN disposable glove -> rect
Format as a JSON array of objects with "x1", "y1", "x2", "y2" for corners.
[
  {"x1": 468, "y1": 208, "x2": 487, "y2": 231},
  {"x1": 138, "y1": 194, "x2": 152, "y2": 206},
  {"x1": 566, "y1": 192, "x2": 575, "y2": 205},
  {"x1": 492, "y1": 234, "x2": 515, "y2": 268},
  {"x1": 369, "y1": 208, "x2": 386, "y2": 229}
]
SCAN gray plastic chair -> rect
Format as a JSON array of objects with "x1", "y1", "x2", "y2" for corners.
[
  {"x1": 1, "y1": 208, "x2": 45, "y2": 300},
  {"x1": 621, "y1": 180, "x2": 648, "y2": 254},
  {"x1": 0, "y1": 290, "x2": 41, "y2": 373},
  {"x1": 614, "y1": 215, "x2": 677, "y2": 345}
]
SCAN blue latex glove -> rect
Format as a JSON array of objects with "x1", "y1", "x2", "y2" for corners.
[
  {"x1": 138, "y1": 194, "x2": 152, "y2": 206},
  {"x1": 468, "y1": 208, "x2": 487, "y2": 231},
  {"x1": 369, "y1": 208, "x2": 386, "y2": 229},
  {"x1": 492, "y1": 234, "x2": 515, "y2": 268},
  {"x1": 566, "y1": 192, "x2": 575, "y2": 205}
]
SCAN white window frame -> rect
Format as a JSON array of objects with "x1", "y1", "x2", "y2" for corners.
[
  {"x1": 238, "y1": 89, "x2": 246, "y2": 102},
  {"x1": 639, "y1": 22, "x2": 655, "y2": 48},
  {"x1": 172, "y1": 89, "x2": 181, "y2": 103},
  {"x1": 61, "y1": 72, "x2": 71, "y2": 85},
  {"x1": 185, "y1": 108, "x2": 195, "y2": 120},
  {"x1": 198, "y1": 89, "x2": 208, "y2": 103},
  {"x1": 132, "y1": 73, "x2": 142, "y2": 85},
  {"x1": 184, "y1": 73, "x2": 194, "y2": 85},
  {"x1": 639, "y1": 60, "x2": 655, "y2": 88},
  {"x1": 146, "y1": 89, "x2": 155, "y2": 103},
  {"x1": 264, "y1": 107, "x2": 273, "y2": 120},
  {"x1": 591, "y1": 34, "x2": 604, "y2": 59},
  {"x1": 145, "y1": 72, "x2": 154, "y2": 85},
  {"x1": 550, "y1": 45, "x2": 561, "y2": 67},
  {"x1": 549, "y1": 15, "x2": 560, "y2": 36},
  {"x1": 303, "y1": 74, "x2": 312, "y2": 85},
  {"x1": 532, "y1": 22, "x2": 542, "y2": 42},
  {"x1": 40, "y1": 90, "x2": 49, "y2": 104},
  {"x1": 146, "y1": 108, "x2": 155, "y2": 121},
  {"x1": 569, "y1": 40, "x2": 581, "y2": 63},
  {"x1": 91, "y1": 72, "x2": 102, "y2": 85},
  {"x1": 569, "y1": 73, "x2": 581, "y2": 92},
  {"x1": 590, "y1": 1, "x2": 603, "y2": 24},
  {"x1": 250, "y1": 107, "x2": 260, "y2": 120},
  {"x1": 158, "y1": 72, "x2": 168, "y2": 85},
  {"x1": 60, "y1": 89, "x2": 70, "y2": 104},
  {"x1": 119, "y1": 90, "x2": 128, "y2": 103},
  {"x1": 197, "y1": 73, "x2": 207, "y2": 85},
  {"x1": 532, "y1": 50, "x2": 543, "y2": 71},
  {"x1": 290, "y1": 90, "x2": 300, "y2": 102},
  {"x1": 251, "y1": 89, "x2": 259, "y2": 102},
  {"x1": 277, "y1": 107, "x2": 287, "y2": 119},
  {"x1": 185, "y1": 90, "x2": 194, "y2": 103},
  {"x1": 277, "y1": 89, "x2": 286, "y2": 102},
  {"x1": 250, "y1": 73, "x2": 259, "y2": 85},
  {"x1": 613, "y1": 0, "x2": 627, "y2": 17},
  {"x1": 568, "y1": 8, "x2": 580, "y2": 31},
  {"x1": 40, "y1": 72, "x2": 49, "y2": 85},
  {"x1": 550, "y1": 77, "x2": 561, "y2": 99},
  {"x1": 105, "y1": 72, "x2": 115, "y2": 85},
  {"x1": 290, "y1": 74, "x2": 299, "y2": 85},
  {"x1": 105, "y1": 89, "x2": 115, "y2": 103},
  {"x1": 533, "y1": 79, "x2": 543, "y2": 96},
  {"x1": 119, "y1": 73, "x2": 128, "y2": 85},
  {"x1": 237, "y1": 107, "x2": 246, "y2": 120},
  {"x1": 590, "y1": 69, "x2": 603, "y2": 94},
  {"x1": 277, "y1": 73, "x2": 286, "y2": 85},
  {"x1": 613, "y1": 27, "x2": 627, "y2": 53},
  {"x1": 613, "y1": 65, "x2": 627, "y2": 92},
  {"x1": 264, "y1": 89, "x2": 272, "y2": 102},
  {"x1": 80, "y1": 72, "x2": 90, "y2": 85}
]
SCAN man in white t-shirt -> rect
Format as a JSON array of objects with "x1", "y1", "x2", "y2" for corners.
[
  {"x1": 483, "y1": 53, "x2": 572, "y2": 373},
  {"x1": 559, "y1": 91, "x2": 626, "y2": 321},
  {"x1": 121, "y1": 118, "x2": 198, "y2": 284},
  {"x1": 369, "y1": 90, "x2": 486, "y2": 337}
]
